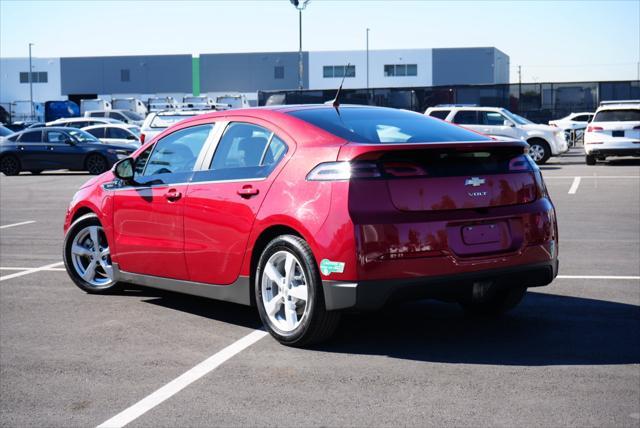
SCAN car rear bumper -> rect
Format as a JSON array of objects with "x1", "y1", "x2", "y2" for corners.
[
  {"x1": 322, "y1": 259, "x2": 558, "y2": 311},
  {"x1": 585, "y1": 145, "x2": 640, "y2": 157}
]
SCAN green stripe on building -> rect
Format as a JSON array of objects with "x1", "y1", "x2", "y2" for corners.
[{"x1": 191, "y1": 56, "x2": 200, "y2": 96}]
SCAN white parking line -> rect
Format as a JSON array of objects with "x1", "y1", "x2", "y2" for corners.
[
  {"x1": 0, "y1": 267, "x2": 66, "y2": 271},
  {"x1": 97, "y1": 329, "x2": 268, "y2": 428},
  {"x1": 0, "y1": 220, "x2": 36, "y2": 229},
  {"x1": 558, "y1": 275, "x2": 640, "y2": 280},
  {"x1": 568, "y1": 176, "x2": 581, "y2": 194},
  {"x1": 0, "y1": 262, "x2": 65, "y2": 281}
]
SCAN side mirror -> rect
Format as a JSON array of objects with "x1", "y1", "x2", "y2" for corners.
[
  {"x1": 113, "y1": 157, "x2": 134, "y2": 181},
  {"x1": 503, "y1": 120, "x2": 515, "y2": 127},
  {"x1": 64, "y1": 137, "x2": 76, "y2": 145}
]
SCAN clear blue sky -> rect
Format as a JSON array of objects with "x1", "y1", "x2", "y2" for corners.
[{"x1": 1, "y1": 0, "x2": 638, "y2": 83}]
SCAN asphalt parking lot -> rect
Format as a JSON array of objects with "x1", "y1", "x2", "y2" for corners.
[{"x1": 1, "y1": 148, "x2": 639, "y2": 427}]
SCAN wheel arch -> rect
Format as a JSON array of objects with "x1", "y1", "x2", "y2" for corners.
[{"x1": 247, "y1": 224, "x2": 306, "y2": 307}]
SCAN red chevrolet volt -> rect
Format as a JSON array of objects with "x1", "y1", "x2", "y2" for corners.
[{"x1": 63, "y1": 105, "x2": 558, "y2": 346}]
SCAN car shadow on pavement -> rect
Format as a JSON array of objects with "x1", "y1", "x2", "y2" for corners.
[
  {"x1": 119, "y1": 285, "x2": 262, "y2": 329},
  {"x1": 317, "y1": 291, "x2": 640, "y2": 366}
]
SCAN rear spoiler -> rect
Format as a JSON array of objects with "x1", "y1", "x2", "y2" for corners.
[{"x1": 337, "y1": 139, "x2": 528, "y2": 161}]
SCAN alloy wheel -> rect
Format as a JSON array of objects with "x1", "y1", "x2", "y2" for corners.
[
  {"x1": 529, "y1": 144, "x2": 546, "y2": 162},
  {"x1": 261, "y1": 250, "x2": 309, "y2": 332},
  {"x1": 0, "y1": 156, "x2": 20, "y2": 175},
  {"x1": 70, "y1": 225, "x2": 113, "y2": 288},
  {"x1": 86, "y1": 155, "x2": 107, "y2": 175}
]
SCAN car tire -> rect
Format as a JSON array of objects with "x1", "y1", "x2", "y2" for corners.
[
  {"x1": 255, "y1": 235, "x2": 340, "y2": 347},
  {"x1": 460, "y1": 286, "x2": 526, "y2": 318},
  {"x1": 85, "y1": 153, "x2": 109, "y2": 175},
  {"x1": 585, "y1": 154, "x2": 597, "y2": 165},
  {"x1": 527, "y1": 139, "x2": 551, "y2": 165},
  {"x1": 63, "y1": 213, "x2": 121, "y2": 294},
  {"x1": 30, "y1": 170, "x2": 43, "y2": 175},
  {"x1": 0, "y1": 155, "x2": 21, "y2": 176}
]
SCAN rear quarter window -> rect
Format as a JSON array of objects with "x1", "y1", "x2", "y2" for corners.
[{"x1": 288, "y1": 107, "x2": 489, "y2": 144}]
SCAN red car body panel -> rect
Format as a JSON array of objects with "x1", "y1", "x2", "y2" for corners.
[{"x1": 64, "y1": 106, "x2": 558, "y2": 309}]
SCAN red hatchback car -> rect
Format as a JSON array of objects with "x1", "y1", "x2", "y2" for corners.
[{"x1": 63, "y1": 105, "x2": 558, "y2": 346}]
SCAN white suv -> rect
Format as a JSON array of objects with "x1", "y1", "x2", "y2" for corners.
[
  {"x1": 584, "y1": 100, "x2": 640, "y2": 165},
  {"x1": 425, "y1": 105, "x2": 568, "y2": 164}
]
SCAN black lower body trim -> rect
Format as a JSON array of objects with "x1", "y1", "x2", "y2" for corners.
[
  {"x1": 112, "y1": 263, "x2": 252, "y2": 306},
  {"x1": 588, "y1": 147, "x2": 640, "y2": 157},
  {"x1": 323, "y1": 259, "x2": 558, "y2": 311}
]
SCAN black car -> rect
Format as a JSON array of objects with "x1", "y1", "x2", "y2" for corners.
[{"x1": 0, "y1": 127, "x2": 135, "y2": 175}]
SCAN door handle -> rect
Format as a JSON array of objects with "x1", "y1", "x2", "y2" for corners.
[
  {"x1": 46, "y1": 145, "x2": 54, "y2": 151},
  {"x1": 237, "y1": 185, "x2": 259, "y2": 198},
  {"x1": 163, "y1": 189, "x2": 182, "y2": 201},
  {"x1": 18, "y1": 146, "x2": 25, "y2": 151}
]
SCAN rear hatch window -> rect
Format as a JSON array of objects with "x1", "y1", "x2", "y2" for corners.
[
  {"x1": 347, "y1": 146, "x2": 538, "y2": 212},
  {"x1": 593, "y1": 109, "x2": 640, "y2": 122},
  {"x1": 288, "y1": 107, "x2": 489, "y2": 143}
]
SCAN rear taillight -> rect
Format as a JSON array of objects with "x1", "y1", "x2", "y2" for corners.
[
  {"x1": 306, "y1": 161, "x2": 381, "y2": 181},
  {"x1": 140, "y1": 133, "x2": 146, "y2": 144},
  {"x1": 586, "y1": 126, "x2": 603, "y2": 132}
]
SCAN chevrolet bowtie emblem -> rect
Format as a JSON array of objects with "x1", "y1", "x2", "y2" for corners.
[{"x1": 465, "y1": 177, "x2": 486, "y2": 187}]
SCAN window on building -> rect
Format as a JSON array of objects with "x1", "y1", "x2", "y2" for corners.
[
  {"x1": 322, "y1": 65, "x2": 356, "y2": 78},
  {"x1": 19, "y1": 71, "x2": 48, "y2": 84},
  {"x1": 274, "y1": 66, "x2": 284, "y2": 79},
  {"x1": 121, "y1": 69, "x2": 130, "y2": 82},
  {"x1": 384, "y1": 64, "x2": 418, "y2": 77}
]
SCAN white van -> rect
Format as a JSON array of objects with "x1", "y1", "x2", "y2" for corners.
[
  {"x1": 182, "y1": 95, "x2": 215, "y2": 109},
  {"x1": 148, "y1": 97, "x2": 178, "y2": 112},
  {"x1": 80, "y1": 99, "x2": 111, "y2": 115},
  {"x1": 112, "y1": 98, "x2": 148, "y2": 116},
  {"x1": 215, "y1": 94, "x2": 250, "y2": 109}
]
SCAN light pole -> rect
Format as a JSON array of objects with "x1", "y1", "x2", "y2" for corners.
[
  {"x1": 366, "y1": 28, "x2": 370, "y2": 90},
  {"x1": 290, "y1": 0, "x2": 311, "y2": 90},
  {"x1": 28, "y1": 43, "x2": 34, "y2": 120}
]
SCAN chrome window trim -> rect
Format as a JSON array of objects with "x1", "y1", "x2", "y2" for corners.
[{"x1": 103, "y1": 176, "x2": 267, "y2": 192}]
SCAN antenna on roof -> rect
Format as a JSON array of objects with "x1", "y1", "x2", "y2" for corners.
[{"x1": 331, "y1": 63, "x2": 351, "y2": 111}]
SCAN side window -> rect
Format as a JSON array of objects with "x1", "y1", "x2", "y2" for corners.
[
  {"x1": 482, "y1": 111, "x2": 506, "y2": 126},
  {"x1": 142, "y1": 124, "x2": 212, "y2": 177},
  {"x1": 204, "y1": 122, "x2": 288, "y2": 181},
  {"x1": 428, "y1": 110, "x2": 450, "y2": 120},
  {"x1": 70, "y1": 121, "x2": 88, "y2": 128},
  {"x1": 452, "y1": 110, "x2": 479, "y2": 125},
  {"x1": 111, "y1": 112, "x2": 126, "y2": 121},
  {"x1": 107, "y1": 127, "x2": 130, "y2": 139},
  {"x1": 89, "y1": 112, "x2": 103, "y2": 118},
  {"x1": 18, "y1": 131, "x2": 42, "y2": 142},
  {"x1": 86, "y1": 128, "x2": 106, "y2": 139},
  {"x1": 573, "y1": 115, "x2": 587, "y2": 122},
  {"x1": 45, "y1": 130, "x2": 66, "y2": 143}
]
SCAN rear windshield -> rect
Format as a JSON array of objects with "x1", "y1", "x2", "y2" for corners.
[
  {"x1": 149, "y1": 114, "x2": 194, "y2": 128},
  {"x1": 593, "y1": 109, "x2": 640, "y2": 122},
  {"x1": 288, "y1": 107, "x2": 490, "y2": 143}
]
